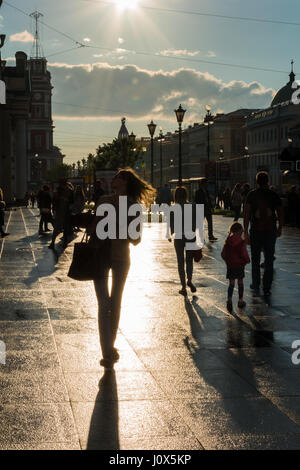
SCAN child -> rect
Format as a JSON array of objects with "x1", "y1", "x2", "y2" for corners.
[{"x1": 221, "y1": 222, "x2": 250, "y2": 312}]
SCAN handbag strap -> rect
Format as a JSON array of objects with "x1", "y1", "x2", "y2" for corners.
[{"x1": 81, "y1": 231, "x2": 89, "y2": 243}]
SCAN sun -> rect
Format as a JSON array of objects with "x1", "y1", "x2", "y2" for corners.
[{"x1": 114, "y1": 0, "x2": 139, "y2": 11}]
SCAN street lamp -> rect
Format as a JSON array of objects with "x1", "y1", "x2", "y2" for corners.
[
  {"x1": 216, "y1": 147, "x2": 224, "y2": 206},
  {"x1": 174, "y1": 104, "x2": 186, "y2": 186},
  {"x1": 34, "y1": 153, "x2": 42, "y2": 183},
  {"x1": 147, "y1": 120, "x2": 156, "y2": 186},
  {"x1": 158, "y1": 127, "x2": 165, "y2": 188},
  {"x1": 204, "y1": 105, "x2": 214, "y2": 161}
]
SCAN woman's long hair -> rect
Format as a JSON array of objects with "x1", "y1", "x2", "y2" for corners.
[
  {"x1": 116, "y1": 168, "x2": 156, "y2": 206},
  {"x1": 231, "y1": 183, "x2": 241, "y2": 198}
]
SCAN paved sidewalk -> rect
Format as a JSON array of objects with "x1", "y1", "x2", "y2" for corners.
[{"x1": 1, "y1": 207, "x2": 300, "y2": 450}]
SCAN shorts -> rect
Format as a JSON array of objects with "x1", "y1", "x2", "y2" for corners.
[{"x1": 226, "y1": 267, "x2": 245, "y2": 280}]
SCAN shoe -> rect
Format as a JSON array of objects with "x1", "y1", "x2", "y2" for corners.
[
  {"x1": 48, "y1": 243, "x2": 55, "y2": 249},
  {"x1": 209, "y1": 236, "x2": 218, "y2": 241},
  {"x1": 227, "y1": 299, "x2": 233, "y2": 312},
  {"x1": 250, "y1": 284, "x2": 260, "y2": 295},
  {"x1": 100, "y1": 348, "x2": 120, "y2": 369},
  {"x1": 179, "y1": 288, "x2": 187, "y2": 296},
  {"x1": 263, "y1": 290, "x2": 271, "y2": 297},
  {"x1": 187, "y1": 281, "x2": 196, "y2": 293},
  {"x1": 238, "y1": 299, "x2": 246, "y2": 308},
  {"x1": 100, "y1": 358, "x2": 114, "y2": 369},
  {"x1": 111, "y1": 348, "x2": 120, "y2": 362},
  {"x1": 1, "y1": 232, "x2": 9, "y2": 238}
]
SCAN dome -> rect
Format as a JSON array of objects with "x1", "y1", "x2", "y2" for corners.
[{"x1": 271, "y1": 62, "x2": 299, "y2": 107}]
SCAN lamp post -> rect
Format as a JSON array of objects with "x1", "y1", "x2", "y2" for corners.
[
  {"x1": 216, "y1": 147, "x2": 224, "y2": 207},
  {"x1": 158, "y1": 127, "x2": 165, "y2": 188},
  {"x1": 34, "y1": 153, "x2": 42, "y2": 183},
  {"x1": 147, "y1": 120, "x2": 156, "y2": 186},
  {"x1": 174, "y1": 104, "x2": 186, "y2": 186},
  {"x1": 204, "y1": 105, "x2": 214, "y2": 162}
]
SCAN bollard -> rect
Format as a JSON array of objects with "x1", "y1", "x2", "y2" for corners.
[{"x1": 159, "y1": 212, "x2": 162, "y2": 223}]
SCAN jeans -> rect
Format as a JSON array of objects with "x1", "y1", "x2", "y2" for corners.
[
  {"x1": 205, "y1": 213, "x2": 213, "y2": 238},
  {"x1": 250, "y1": 229, "x2": 277, "y2": 292},
  {"x1": 174, "y1": 239, "x2": 194, "y2": 288},
  {"x1": 233, "y1": 205, "x2": 241, "y2": 222},
  {"x1": 93, "y1": 261, "x2": 130, "y2": 359}
]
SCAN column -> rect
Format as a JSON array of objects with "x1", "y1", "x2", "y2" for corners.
[{"x1": 15, "y1": 118, "x2": 27, "y2": 200}]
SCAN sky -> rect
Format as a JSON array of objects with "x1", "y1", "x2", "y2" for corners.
[{"x1": 1, "y1": 0, "x2": 300, "y2": 163}]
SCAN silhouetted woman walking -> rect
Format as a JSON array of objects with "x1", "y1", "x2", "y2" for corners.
[
  {"x1": 89, "y1": 169, "x2": 155, "y2": 369},
  {"x1": 169, "y1": 186, "x2": 197, "y2": 296}
]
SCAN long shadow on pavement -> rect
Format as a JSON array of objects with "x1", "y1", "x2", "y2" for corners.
[{"x1": 86, "y1": 370, "x2": 119, "y2": 450}]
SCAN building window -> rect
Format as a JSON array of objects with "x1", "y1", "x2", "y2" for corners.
[
  {"x1": 35, "y1": 135, "x2": 42, "y2": 148},
  {"x1": 280, "y1": 128, "x2": 283, "y2": 139},
  {"x1": 270, "y1": 129, "x2": 273, "y2": 141},
  {"x1": 274, "y1": 128, "x2": 277, "y2": 140}
]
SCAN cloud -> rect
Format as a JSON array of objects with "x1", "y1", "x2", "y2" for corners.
[
  {"x1": 92, "y1": 48, "x2": 132, "y2": 59},
  {"x1": 159, "y1": 49, "x2": 200, "y2": 57},
  {"x1": 9, "y1": 30, "x2": 34, "y2": 43},
  {"x1": 49, "y1": 62, "x2": 275, "y2": 121}
]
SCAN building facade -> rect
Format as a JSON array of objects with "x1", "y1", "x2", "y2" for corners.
[
  {"x1": 143, "y1": 109, "x2": 254, "y2": 191},
  {"x1": 0, "y1": 51, "x2": 63, "y2": 202},
  {"x1": 245, "y1": 66, "x2": 300, "y2": 188}
]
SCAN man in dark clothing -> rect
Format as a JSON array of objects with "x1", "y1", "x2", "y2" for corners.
[
  {"x1": 244, "y1": 171, "x2": 283, "y2": 297},
  {"x1": 92, "y1": 180, "x2": 105, "y2": 203},
  {"x1": 37, "y1": 185, "x2": 53, "y2": 235},
  {"x1": 157, "y1": 184, "x2": 172, "y2": 205},
  {"x1": 194, "y1": 178, "x2": 217, "y2": 241}
]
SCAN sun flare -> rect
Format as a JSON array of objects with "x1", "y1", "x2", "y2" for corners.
[{"x1": 114, "y1": 0, "x2": 139, "y2": 11}]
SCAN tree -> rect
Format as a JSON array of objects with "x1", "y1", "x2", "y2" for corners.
[
  {"x1": 94, "y1": 138, "x2": 142, "y2": 170},
  {"x1": 46, "y1": 163, "x2": 72, "y2": 183}
]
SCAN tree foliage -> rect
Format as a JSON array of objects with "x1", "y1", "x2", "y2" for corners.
[
  {"x1": 45, "y1": 163, "x2": 72, "y2": 183},
  {"x1": 95, "y1": 139, "x2": 143, "y2": 170}
]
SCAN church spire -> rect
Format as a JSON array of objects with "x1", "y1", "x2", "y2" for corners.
[
  {"x1": 289, "y1": 59, "x2": 295, "y2": 83},
  {"x1": 118, "y1": 117, "x2": 129, "y2": 140}
]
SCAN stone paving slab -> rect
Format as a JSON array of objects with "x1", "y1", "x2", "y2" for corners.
[{"x1": 1, "y1": 207, "x2": 300, "y2": 450}]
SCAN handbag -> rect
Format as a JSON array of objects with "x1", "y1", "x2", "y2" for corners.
[
  {"x1": 193, "y1": 248, "x2": 203, "y2": 263},
  {"x1": 70, "y1": 210, "x2": 94, "y2": 228},
  {"x1": 67, "y1": 232, "x2": 110, "y2": 281}
]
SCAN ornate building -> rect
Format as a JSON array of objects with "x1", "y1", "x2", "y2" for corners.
[
  {"x1": 28, "y1": 56, "x2": 64, "y2": 188},
  {"x1": 245, "y1": 63, "x2": 300, "y2": 188}
]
